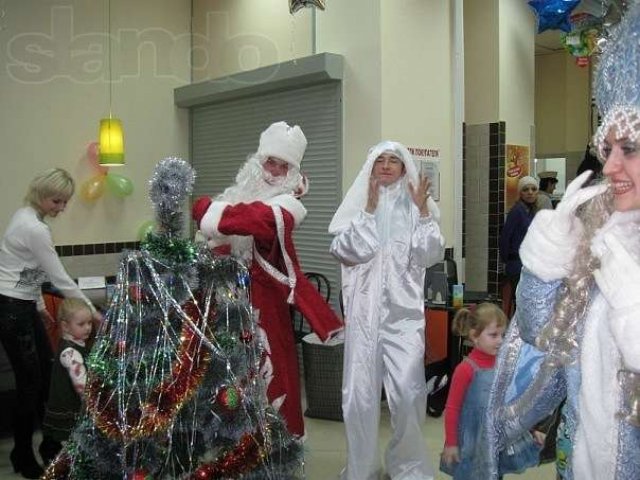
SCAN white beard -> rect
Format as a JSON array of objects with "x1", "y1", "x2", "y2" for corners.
[
  {"x1": 218, "y1": 155, "x2": 302, "y2": 203},
  {"x1": 217, "y1": 155, "x2": 304, "y2": 261}
]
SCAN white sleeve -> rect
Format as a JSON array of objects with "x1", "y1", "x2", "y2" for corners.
[
  {"x1": 28, "y1": 225, "x2": 96, "y2": 313},
  {"x1": 36, "y1": 294, "x2": 46, "y2": 312},
  {"x1": 330, "y1": 211, "x2": 379, "y2": 266},
  {"x1": 60, "y1": 347, "x2": 87, "y2": 394},
  {"x1": 411, "y1": 214, "x2": 445, "y2": 269}
]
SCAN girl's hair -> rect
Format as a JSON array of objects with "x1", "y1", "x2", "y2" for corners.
[
  {"x1": 57, "y1": 298, "x2": 92, "y2": 324},
  {"x1": 25, "y1": 168, "x2": 75, "y2": 209},
  {"x1": 452, "y1": 303, "x2": 507, "y2": 339}
]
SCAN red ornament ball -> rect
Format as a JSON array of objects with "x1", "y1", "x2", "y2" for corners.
[
  {"x1": 216, "y1": 385, "x2": 241, "y2": 412},
  {"x1": 194, "y1": 464, "x2": 213, "y2": 479},
  {"x1": 128, "y1": 471, "x2": 151, "y2": 480}
]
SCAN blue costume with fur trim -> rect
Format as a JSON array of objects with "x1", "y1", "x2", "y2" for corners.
[{"x1": 485, "y1": 269, "x2": 640, "y2": 480}]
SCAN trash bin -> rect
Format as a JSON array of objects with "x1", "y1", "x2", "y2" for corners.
[{"x1": 302, "y1": 333, "x2": 344, "y2": 421}]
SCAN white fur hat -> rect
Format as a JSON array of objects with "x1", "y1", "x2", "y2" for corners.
[
  {"x1": 517, "y1": 175, "x2": 538, "y2": 192},
  {"x1": 257, "y1": 121, "x2": 307, "y2": 168}
]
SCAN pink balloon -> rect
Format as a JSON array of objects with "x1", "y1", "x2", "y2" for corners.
[
  {"x1": 86, "y1": 141, "x2": 108, "y2": 174},
  {"x1": 87, "y1": 141, "x2": 99, "y2": 160}
]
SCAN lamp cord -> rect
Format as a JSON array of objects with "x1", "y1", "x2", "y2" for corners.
[{"x1": 107, "y1": 0, "x2": 112, "y2": 119}]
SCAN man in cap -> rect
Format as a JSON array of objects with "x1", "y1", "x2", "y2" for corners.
[
  {"x1": 192, "y1": 121, "x2": 343, "y2": 437},
  {"x1": 537, "y1": 171, "x2": 558, "y2": 210}
]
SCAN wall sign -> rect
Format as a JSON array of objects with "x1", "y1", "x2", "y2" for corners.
[{"x1": 408, "y1": 146, "x2": 441, "y2": 201}]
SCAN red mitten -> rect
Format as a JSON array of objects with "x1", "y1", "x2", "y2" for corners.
[{"x1": 192, "y1": 196, "x2": 212, "y2": 229}]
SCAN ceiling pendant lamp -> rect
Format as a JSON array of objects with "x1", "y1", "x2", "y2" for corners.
[
  {"x1": 99, "y1": 117, "x2": 124, "y2": 166},
  {"x1": 99, "y1": 0, "x2": 124, "y2": 166}
]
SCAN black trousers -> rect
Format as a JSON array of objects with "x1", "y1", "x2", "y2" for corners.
[{"x1": 0, "y1": 295, "x2": 52, "y2": 453}]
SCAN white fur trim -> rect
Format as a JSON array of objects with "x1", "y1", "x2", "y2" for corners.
[
  {"x1": 573, "y1": 294, "x2": 618, "y2": 480},
  {"x1": 265, "y1": 194, "x2": 307, "y2": 227},
  {"x1": 323, "y1": 326, "x2": 345, "y2": 343},
  {"x1": 271, "y1": 394, "x2": 287, "y2": 412},
  {"x1": 252, "y1": 205, "x2": 298, "y2": 304},
  {"x1": 199, "y1": 201, "x2": 230, "y2": 238}
]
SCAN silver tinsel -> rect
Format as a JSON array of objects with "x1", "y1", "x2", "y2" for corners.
[
  {"x1": 148, "y1": 157, "x2": 195, "y2": 238},
  {"x1": 46, "y1": 158, "x2": 303, "y2": 479}
]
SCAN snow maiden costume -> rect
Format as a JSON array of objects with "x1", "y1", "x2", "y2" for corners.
[
  {"x1": 485, "y1": 5, "x2": 640, "y2": 480},
  {"x1": 329, "y1": 141, "x2": 445, "y2": 480}
]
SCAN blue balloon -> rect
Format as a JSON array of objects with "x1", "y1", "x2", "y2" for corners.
[{"x1": 528, "y1": 0, "x2": 581, "y2": 33}]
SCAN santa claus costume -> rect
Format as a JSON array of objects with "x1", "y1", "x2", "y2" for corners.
[{"x1": 192, "y1": 121, "x2": 343, "y2": 437}]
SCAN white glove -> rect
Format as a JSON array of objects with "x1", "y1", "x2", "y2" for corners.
[
  {"x1": 593, "y1": 232, "x2": 640, "y2": 370},
  {"x1": 593, "y1": 233, "x2": 640, "y2": 310},
  {"x1": 520, "y1": 170, "x2": 607, "y2": 281}
]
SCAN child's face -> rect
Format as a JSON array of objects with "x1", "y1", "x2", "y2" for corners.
[
  {"x1": 471, "y1": 320, "x2": 505, "y2": 356},
  {"x1": 62, "y1": 309, "x2": 93, "y2": 341}
]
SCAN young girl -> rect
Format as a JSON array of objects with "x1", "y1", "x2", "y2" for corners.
[
  {"x1": 440, "y1": 303, "x2": 541, "y2": 479},
  {"x1": 39, "y1": 298, "x2": 94, "y2": 465}
]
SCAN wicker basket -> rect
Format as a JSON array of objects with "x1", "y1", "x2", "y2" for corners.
[{"x1": 302, "y1": 334, "x2": 344, "y2": 421}]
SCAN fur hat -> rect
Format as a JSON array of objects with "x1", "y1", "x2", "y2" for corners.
[
  {"x1": 257, "y1": 121, "x2": 307, "y2": 168},
  {"x1": 517, "y1": 176, "x2": 538, "y2": 192}
]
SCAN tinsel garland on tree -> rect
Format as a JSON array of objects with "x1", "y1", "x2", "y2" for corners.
[{"x1": 42, "y1": 158, "x2": 303, "y2": 479}]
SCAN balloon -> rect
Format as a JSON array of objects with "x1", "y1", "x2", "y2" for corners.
[
  {"x1": 562, "y1": 28, "x2": 599, "y2": 57},
  {"x1": 106, "y1": 173, "x2": 134, "y2": 197},
  {"x1": 80, "y1": 174, "x2": 106, "y2": 202},
  {"x1": 87, "y1": 141, "x2": 99, "y2": 161},
  {"x1": 137, "y1": 220, "x2": 156, "y2": 242},
  {"x1": 561, "y1": 13, "x2": 600, "y2": 61},
  {"x1": 528, "y1": 0, "x2": 581, "y2": 33},
  {"x1": 289, "y1": 0, "x2": 325, "y2": 14},
  {"x1": 87, "y1": 141, "x2": 108, "y2": 174}
]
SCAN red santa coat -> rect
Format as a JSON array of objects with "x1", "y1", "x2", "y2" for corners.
[{"x1": 194, "y1": 194, "x2": 343, "y2": 436}]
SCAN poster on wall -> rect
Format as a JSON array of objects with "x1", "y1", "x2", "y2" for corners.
[
  {"x1": 407, "y1": 146, "x2": 440, "y2": 201},
  {"x1": 505, "y1": 144, "x2": 530, "y2": 211}
]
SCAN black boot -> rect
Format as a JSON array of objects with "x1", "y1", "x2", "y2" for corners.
[
  {"x1": 12, "y1": 410, "x2": 44, "y2": 479},
  {"x1": 38, "y1": 435, "x2": 62, "y2": 467},
  {"x1": 9, "y1": 448, "x2": 44, "y2": 479}
]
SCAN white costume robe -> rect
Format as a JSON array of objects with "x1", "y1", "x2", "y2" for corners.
[{"x1": 329, "y1": 141, "x2": 445, "y2": 480}]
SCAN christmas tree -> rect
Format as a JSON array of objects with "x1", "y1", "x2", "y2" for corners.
[{"x1": 43, "y1": 158, "x2": 303, "y2": 480}]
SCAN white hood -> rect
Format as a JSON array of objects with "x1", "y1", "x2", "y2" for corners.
[{"x1": 328, "y1": 140, "x2": 439, "y2": 234}]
